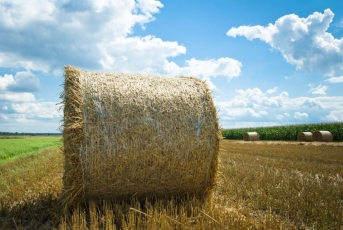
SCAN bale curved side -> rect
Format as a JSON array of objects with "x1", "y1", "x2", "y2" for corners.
[
  {"x1": 312, "y1": 131, "x2": 333, "y2": 142},
  {"x1": 61, "y1": 66, "x2": 86, "y2": 208},
  {"x1": 243, "y1": 132, "x2": 260, "y2": 141},
  {"x1": 297, "y1": 132, "x2": 312, "y2": 142},
  {"x1": 61, "y1": 66, "x2": 221, "y2": 206}
]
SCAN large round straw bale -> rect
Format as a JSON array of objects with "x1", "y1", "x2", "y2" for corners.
[
  {"x1": 297, "y1": 132, "x2": 312, "y2": 142},
  {"x1": 312, "y1": 130, "x2": 333, "y2": 142},
  {"x1": 61, "y1": 66, "x2": 221, "y2": 206},
  {"x1": 243, "y1": 132, "x2": 260, "y2": 141}
]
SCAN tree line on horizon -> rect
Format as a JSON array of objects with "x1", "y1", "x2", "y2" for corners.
[{"x1": 0, "y1": 132, "x2": 61, "y2": 136}]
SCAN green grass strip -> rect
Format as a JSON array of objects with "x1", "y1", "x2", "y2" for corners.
[{"x1": 0, "y1": 137, "x2": 62, "y2": 164}]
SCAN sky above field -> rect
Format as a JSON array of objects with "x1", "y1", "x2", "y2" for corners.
[{"x1": 0, "y1": 0, "x2": 343, "y2": 133}]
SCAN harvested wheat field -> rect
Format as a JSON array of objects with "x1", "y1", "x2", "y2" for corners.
[{"x1": 1, "y1": 140, "x2": 343, "y2": 229}]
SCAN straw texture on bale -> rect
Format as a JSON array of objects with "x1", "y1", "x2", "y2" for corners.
[
  {"x1": 312, "y1": 131, "x2": 333, "y2": 142},
  {"x1": 243, "y1": 132, "x2": 260, "y2": 141},
  {"x1": 297, "y1": 132, "x2": 312, "y2": 142},
  {"x1": 61, "y1": 66, "x2": 221, "y2": 206}
]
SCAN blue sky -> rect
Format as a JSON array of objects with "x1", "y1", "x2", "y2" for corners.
[{"x1": 0, "y1": 0, "x2": 342, "y2": 133}]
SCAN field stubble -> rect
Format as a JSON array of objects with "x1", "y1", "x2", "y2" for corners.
[{"x1": 0, "y1": 140, "x2": 342, "y2": 229}]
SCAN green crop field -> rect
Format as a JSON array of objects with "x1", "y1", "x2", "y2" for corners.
[
  {"x1": 222, "y1": 122, "x2": 343, "y2": 141},
  {"x1": 0, "y1": 136, "x2": 61, "y2": 164}
]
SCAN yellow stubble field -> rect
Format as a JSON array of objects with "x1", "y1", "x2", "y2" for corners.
[{"x1": 0, "y1": 140, "x2": 342, "y2": 229}]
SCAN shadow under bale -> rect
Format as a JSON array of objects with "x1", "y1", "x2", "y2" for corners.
[{"x1": 0, "y1": 195, "x2": 62, "y2": 230}]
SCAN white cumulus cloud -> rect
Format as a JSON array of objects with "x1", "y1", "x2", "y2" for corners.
[
  {"x1": 308, "y1": 84, "x2": 328, "y2": 95},
  {"x1": 0, "y1": 0, "x2": 242, "y2": 80},
  {"x1": 0, "y1": 71, "x2": 40, "y2": 92},
  {"x1": 0, "y1": 74, "x2": 14, "y2": 90},
  {"x1": 216, "y1": 87, "x2": 288, "y2": 123},
  {"x1": 164, "y1": 57, "x2": 242, "y2": 79},
  {"x1": 0, "y1": 0, "x2": 246, "y2": 132},
  {"x1": 219, "y1": 107, "x2": 267, "y2": 119},
  {"x1": 12, "y1": 102, "x2": 60, "y2": 119},
  {"x1": 227, "y1": 9, "x2": 343, "y2": 77},
  {"x1": 276, "y1": 112, "x2": 290, "y2": 121},
  {"x1": 267, "y1": 87, "x2": 278, "y2": 94},
  {"x1": 217, "y1": 86, "x2": 343, "y2": 127},
  {"x1": 0, "y1": 0, "x2": 165, "y2": 72},
  {"x1": 0, "y1": 93, "x2": 35, "y2": 102},
  {"x1": 325, "y1": 76, "x2": 343, "y2": 83},
  {"x1": 294, "y1": 112, "x2": 309, "y2": 119},
  {"x1": 233, "y1": 87, "x2": 288, "y2": 108},
  {"x1": 326, "y1": 109, "x2": 343, "y2": 121}
]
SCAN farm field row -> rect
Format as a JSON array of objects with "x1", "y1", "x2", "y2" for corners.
[
  {"x1": 222, "y1": 122, "x2": 343, "y2": 141},
  {"x1": 0, "y1": 140, "x2": 342, "y2": 229}
]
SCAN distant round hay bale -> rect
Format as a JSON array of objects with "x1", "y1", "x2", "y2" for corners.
[
  {"x1": 243, "y1": 132, "x2": 260, "y2": 141},
  {"x1": 61, "y1": 66, "x2": 221, "y2": 206},
  {"x1": 297, "y1": 132, "x2": 312, "y2": 142},
  {"x1": 312, "y1": 131, "x2": 333, "y2": 142}
]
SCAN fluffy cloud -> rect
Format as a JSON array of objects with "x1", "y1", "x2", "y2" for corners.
[
  {"x1": 0, "y1": 93, "x2": 35, "y2": 102},
  {"x1": 0, "y1": 0, "x2": 161, "y2": 37},
  {"x1": 294, "y1": 112, "x2": 309, "y2": 119},
  {"x1": 308, "y1": 84, "x2": 328, "y2": 95},
  {"x1": 325, "y1": 76, "x2": 343, "y2": 83},
  {"x1": 0, "y1": 68, "x2": 60, "y2": 131},
  {"x1": 326, "y1": 109, "x2": 343, "y2": 121},
  {"x1": 229, "y1": 108, "x2": 267, "y2": 118},
  {"x1": 0, "y1": 74, "x2": 13, "y2": 90},
  {"x1": 216, "y1": 87, "x2": 287, "y2": 123},
  {"x1": 97, "y1": 35, "x2": 186, "y2": 72},
  {"x1": 11, "y1": 102, "x2": 60, "y2": 119},
  {"x1": 300, "y1": 99, "x2": 323, "y2": 108},
  {"x1": 0, "y1": 0, "x2": 241, "y2": 80},
  {"x1": 217, "y1": 87, "x2": 343, "y2": 127},
  {"x1": 0, "y1": 70, "x2": 60, "y2": 131},
  {"x1": 0, "y1": 0, "x2": 245, "y2": 132},
  {"x1": 1, "y1": 71, "x2": 40, "y2": 92},
  {"x1": 162, "y1": 57, "x2": 242, "y2": 80},
  {"x1": 227, "y1": 9, "x2": 343, "y2": 77},
  {"x1": 0, "y1": 95, "x2": 61, "y2": 132},
  {"x1": 0, "y1": 115, "x2": 60, "y2": 132},
  {"x1": 0, "y1": 92, "x2": 59, "y2": 119},
  {"x1": 276, "y1": 113, "x2": 290, "y2": 121},
  {"x1": 232, "y1": 87, "x2": 288, "y2": 108},
  {"x1": 0, "y1": 0, "x2": 164, "y2": 72},
  {"x1": 266, "y1": 87, "x2": 278, "y2": 94}
]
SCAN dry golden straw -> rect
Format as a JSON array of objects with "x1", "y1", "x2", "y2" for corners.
[
  {"x1": 297, "y1": 132, "x2": 312, "y2": 142},
  {"x1": 61, "y1": 66, "x2": 221, "y2": 207},
  {"x1": 312, "y1": 130, "x2": 333, "y2": 142},
  {"x1": 243, "y1": 132, "x2": 260, "y2": 141}
]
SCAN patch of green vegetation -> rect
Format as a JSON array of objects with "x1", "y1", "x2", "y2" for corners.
[
  {"x1": 222, "y1": 122, "x2": 343, "y2": 141},
  {"x1": 0, "y1": 137, "x2": 61, "y2": 164}
]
